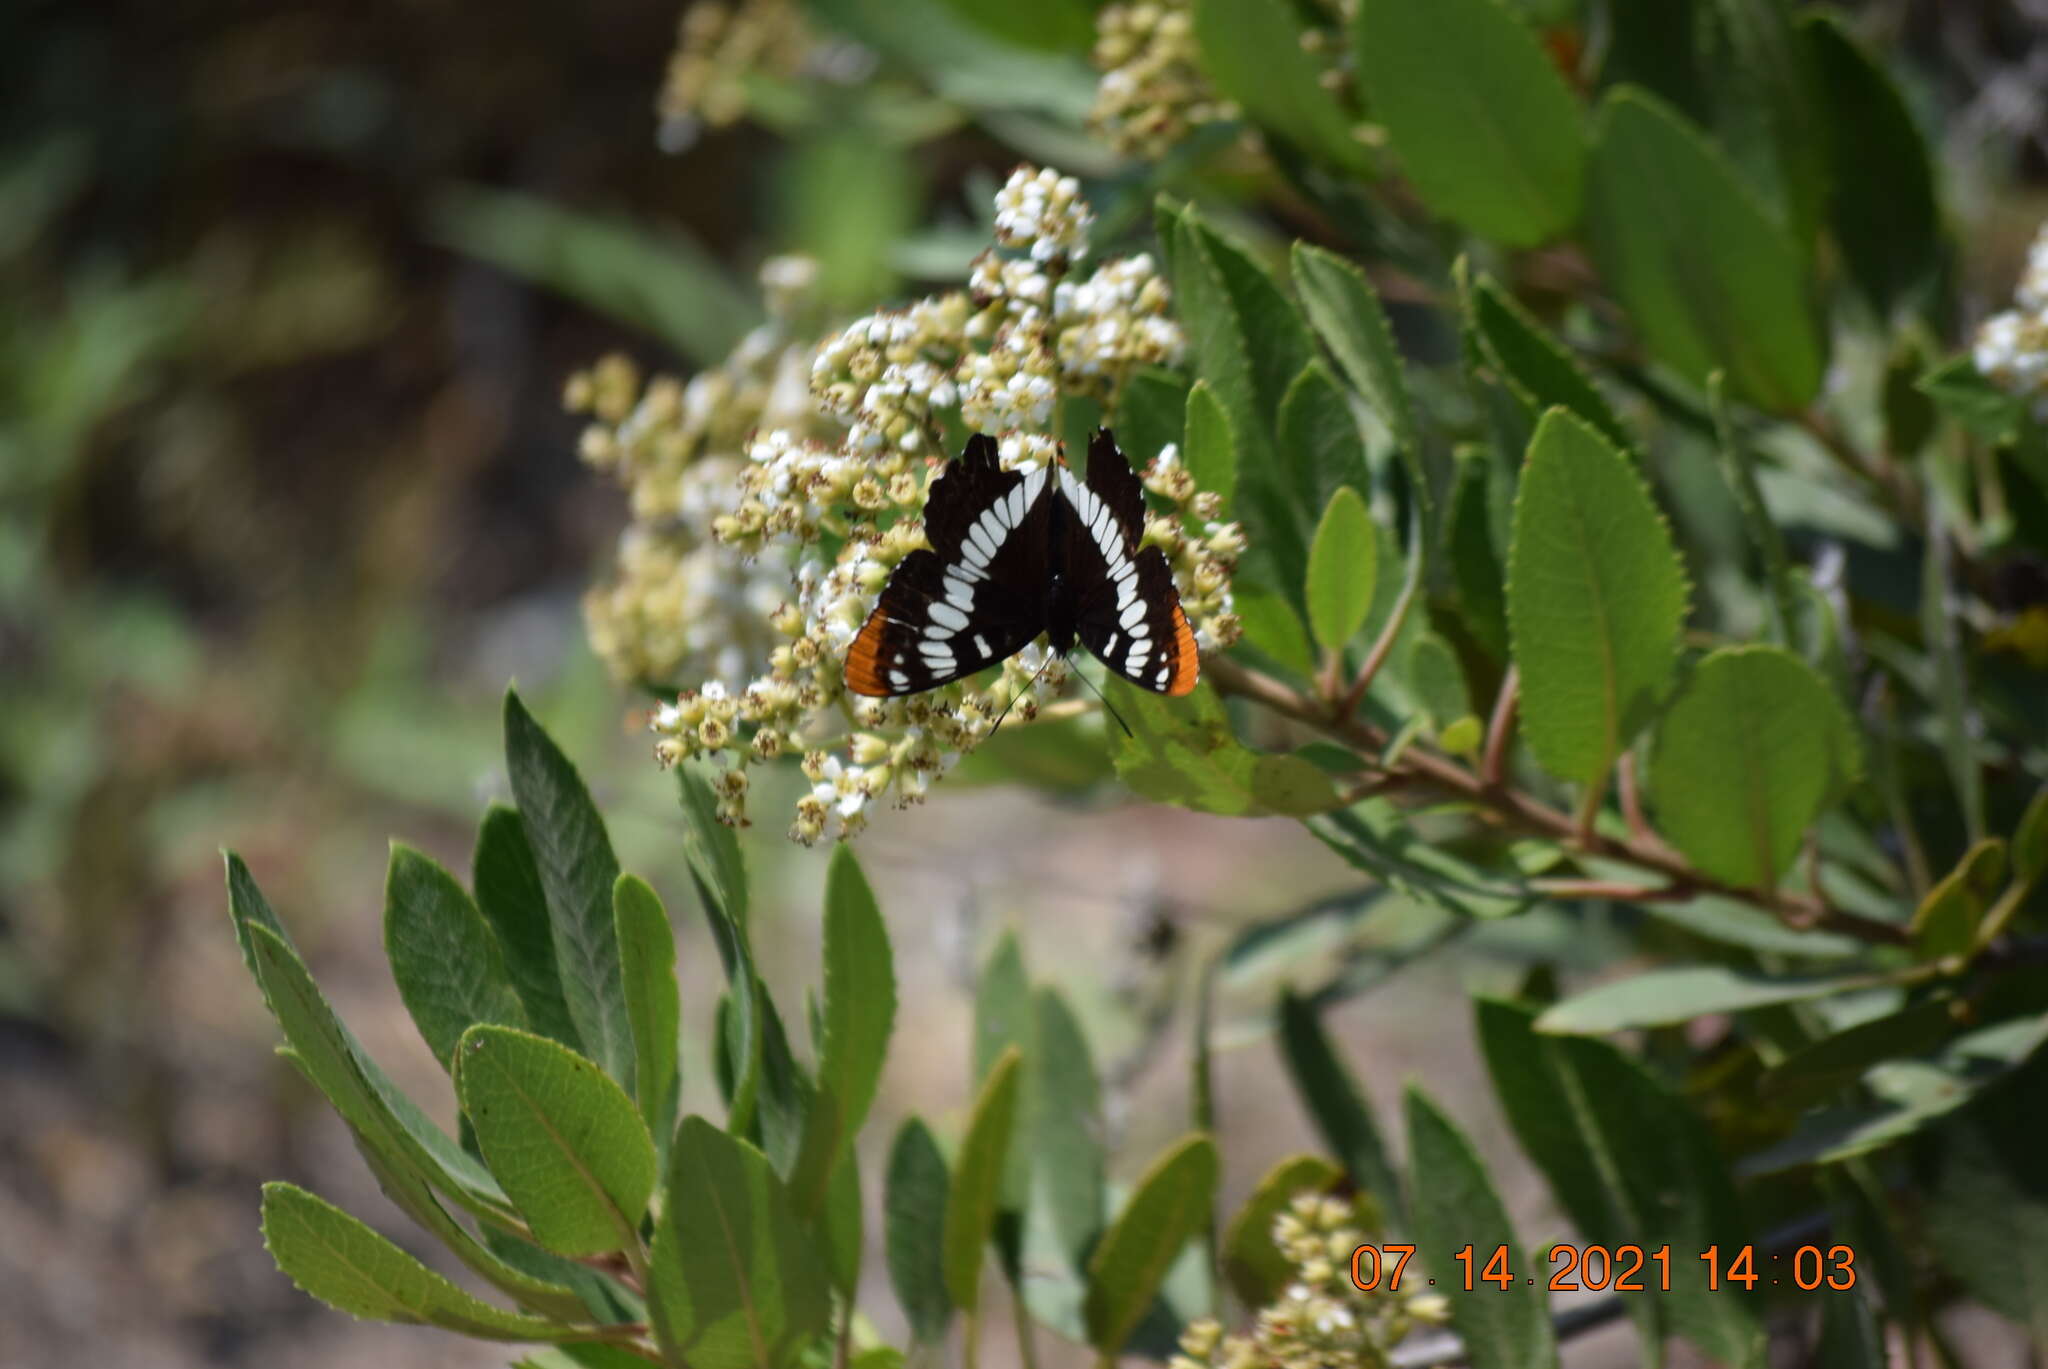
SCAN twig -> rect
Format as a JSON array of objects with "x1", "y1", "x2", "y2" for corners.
[
  {"x1": 1616, "y1": 752, "x2": 1654, "y2": 846},
  {"x1": 1206, "y1": 656, "x2": 1912, "y2": 947},
  {"x1": 1337, "y1": 549, "x2": 1422, "y2": 718},
  {"x1": 1480, "y1": 667, "x2": 1517, "y2": 789}
]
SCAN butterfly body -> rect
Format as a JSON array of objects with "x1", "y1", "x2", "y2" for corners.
[{"x1": 844, "y1": 429, "x2": 1199, "y2": 698}]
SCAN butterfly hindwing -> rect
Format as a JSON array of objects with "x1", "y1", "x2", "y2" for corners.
[
  {"x1": 845, "y1": 436, "x2": 1051, "y2": 697},
  {"x1": 1065, "y1": 430, "x2": 1200, "y2": 696}
]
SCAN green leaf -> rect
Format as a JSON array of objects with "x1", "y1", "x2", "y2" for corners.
[
  {"x1": 2013, "y1": 784, "x2": 2048, "y2": 886},
  {"x1": 241, "y1": 917, "x2": 512, "y2": 1223},
  {"x1": 1404, "y1": 1089, "x2": 1557, "y2": 1369},
  {"x1": 803, "y1": 0, "x2": 1097, "y2": 120},
  {"x1": 1276, "y1": 989, "x2": 1404, "y2": 1228},
  {"x1": 455, "y1": 1025, "x2": 657, "y2": 1257},
  {"x1": 503, "y1": 690, "x2": 634, "y2": 1091},
  {"x1": 1305, "y1": 488, "x2": 1378, "y2": 652},
  {"x1": 1279, "y1": 362, "x2": 1371, "y2": 517},
  {"x1": 1291, "y1": 243, "x2": 1419, "y2": 462},
  {"x1": 1307, "y1": 798, "x2": 1534, "y2": 921},
  {"x1": 1707, "y1": 374, "x2": 1800, "y2": 645},
  {"x1": 1922, "y1": 528, "x2": 1986, "y2": 842},
  {"x1": 1445, "y1": 447, "x2": 1511, "y2": 659},
  {"x1": 1801, "y1": 13, "x2": 1942, "y2": 318},
  {"x1": 678, "y1": 764, "x2": 750, "y2": 929},
  {"x1": 384, "y1": 844, "x2": 525, "y2": 1070},
  {"x1": 1477, "y1": 998, "x2": 1763, "y2": 1366},
  {"x1": 260, "y1": 1183, "x2": 578, "y2": 1341},
  {"x1": 1110, "y1": 680, "x2": 1342, "y2": 816},
  {"x1": 1507, "y1": 409, "x2": 1688, "y2": 786},
  {"x1": 1220, "y1": 1154, "x2": 1341, "y2": 1308},
  {"x1": 1115, "y1": 368, "x2": 1189, "y2": 478},
  {"x1": 1083, "y1": 1133, "x2": 1218, "y2": 1358},
  {"x1": 1922, "y1": 1039, "x2": 2048, "y2": 1345},
  {"x1": 818, "y1": 843, "x2": 895, "y2": 1140},
  {"x1": 1911, "y1": 840, "x2": 2003, "y2": 960},
  {"x1": 647, "y1": 1116, "x2": 833, "y2": 1369},
  {"x1": 1180, "y1": 380, "x2": 1238, "y2": 511},
  {"x1": 1714, "y1": 0, "x2": 1829, "y2": 247},
  {"x1": 1353, "y1": 0, "x2": 1585, "y2": 245},
  {"x1": 1467, "y1": 273, "x2": 1630, "y2": 452},
  {"x1": 427, "y1": 186, "x2": 757, "y2": 367},
  {"x1": 1233, "y1": 582, "x2": 1317, "y2": 678},
  {"x1": 1918, "y1": 356, "x2": 2025, "y2": 445},
  {"x1": 612, "y1": 875, "x2": 680, "y2": 1148},
  {"x1": 1406, "y1": 631, "x2": 1471, "y2": 732},
  {"x1": 1815, "y1": 1286, "x2": 1885, "y2": 1369},
  {"x1": 1648, "y1": 645, "x2": 1860, "y2": 888},
  {"x1": 1192, "y1": 0, "x2": 1371, "y2": 173},
  {"x1": 678, "y1": 767, "x2": 762, "y2": 1138},
  {"x1": 225, "y1": 850, "x2": 294, "y2": 1002},
  {"x1": 1536, "y1": 965, "x2": 1882, "y2": 1034},
  {"x1": 885, "y1": 1118, "x2": 955, "y2": 1344},
  {"x1": 821, "y1": 1151, "x2": 863, "y2": 1298},
  {"x1": 1757, "y1": 998, "x2": 1960, "y2": 1109},
  {"x1": 1639, "y1": 894, "x2": 1864, "y2": 960},
  {"x1": 475, "y1": 805, "x2": 583, "y2": 1051},
  {"x1": 1585, "y1": 87, "x2": 1825, "y2": 410},
  {"x1": 1032, "y1": 987, "x2": 1106, "y2": 1265},
  {"x1": 943, "y1": 1047, "x2": 1023, "y2": 1314}
]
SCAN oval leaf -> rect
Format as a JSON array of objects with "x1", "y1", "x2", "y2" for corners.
[
  {"x1": 819, "y1": 843, "x2": 896, "y2": 1140},
  {"x1": 1180, "y1": 379, "x2": 1237, "y2": 509},
  {"x1": 504, "y1": 690, "x2": 634, "y2": 1090},
  {"x1": 1083, "y1": 1133, "x2": 1219, "y2": 1357},
  {"x1": 1220, "y1": 1154, "x2": 1342, "y2": 1307},
  {"x1": 1585, "y1": 88, "x2": 1824, "y2": 411},
  {"x1": 886, "y1": 1118, "x2": 955, "y2": 1344},
  {"x1": 385, "y1": 844, "x2": 524, "y2": 1069},
  {"x1": 613, "y1": 875, "x2": 680, "y2": 1141},
  {"x1": 1648, "y1": 645, "x2": 1858, "y2": 888},
  {"x1": 1467, "y1": 272, "x2": 1630, "y2": 452},
  {"x1": 456, "y1": 1025, "x2": 657, "y2": 1257},
  {"x1": 1193, "y1": 0, "x2": 1370, "y2": 173},
  {"x1": 1291, "y1": 243, "x2": 1420, "y2": 459},
  {"x1": 1306, "y1": 488, "x2": 1378, "y2": 652},
  {"x1": 647, "y1": 1116, "x2": 832, "y2": 1369},
  {"x1": 1507, "y1": 409, "x2": 1687, "y2": 787},
  {"x1": 1110, "y1": 679, "x2": 1342, "y2": 816},
  {"x1": 1354, "y1": 0, "x2": 1585, "y2": 245},
  {"x1": 942, "y1": 1046, "x2": 1023, "y2": 1313},
  {"x1": 1405, "y1": 1088, "x2": 1557, "y2": 1369},
  {"x1": 261, "y1": 1183, "x2": 576, "y2": 1341},
  {"x1": 474, "y1": 804, "x2": 583, "y2": 1051}
]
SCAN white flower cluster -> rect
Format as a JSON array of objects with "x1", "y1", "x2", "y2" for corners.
[
  {"x1": 579, "y1": 166, "x2": 1239, "y2": 841},
  {"x1": 1090, "y1": 0, "x2": 1239, "y2": 161},
  {"x1": 1973, "y1": 221, "x2": 2048, "y2": 419}
]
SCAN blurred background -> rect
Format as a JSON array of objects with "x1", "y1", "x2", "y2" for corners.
[{"x1": 4, "y1": 1, "x2": 2047, "y2": 1365}]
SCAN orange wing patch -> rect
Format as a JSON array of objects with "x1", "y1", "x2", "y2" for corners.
[
  {"x1": 843, "y1": 608, "x2": 893, "y2": 697},
  {"x1": 1164, "y1": 603, "x2": 1200, "y2": 695}
]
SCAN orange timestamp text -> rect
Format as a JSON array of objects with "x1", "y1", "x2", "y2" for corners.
[{"x1": 1349, "y1": 1243, "x2": 1857, "y2": 1293}]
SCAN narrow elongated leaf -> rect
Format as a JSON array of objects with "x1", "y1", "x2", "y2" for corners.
[
  {"x1": 943, "y1": 1047, "x2": 1023, "y2": 1314},
  {"x1": 1279, "y1": 362, "x2": 1371, "y2": 516},
  {"x1": 1181, "y1": 380, "x2": 1237, "y2": 509},
  {"x1": 1221, "y1": 1154, "x2": 1341, "y2": 1307},
  {"x1": 1084, "y1": 1134, "x2": 1218, "y2": 1357},
  {"x1": 1802, "y1": 14, "x2": 1941, "y2": 317},
  {"x1": 1758, "y1": 998, "x2": 1959, "y2": 1108},
  {"x1": 886, "y1": 1118, "x2": 955, "y2": 1343},
  {"x1": 819, "y1": 843, "x2": 895, "y2": 1139},
  {"x1": 1110, "y1": 680, "x2": 1341, "y2": 816},
  {"x1": 241, "y1": 918, "x2": 512, "y2": 1222},
  {"x1": 1716, "y1": 0, "x2": 1829, "y2": 246},
  {"x1": 503, "y1": 691, "x2": 634, "y2": 1090},
  {"x1": 1477, "y1": 998, "x2": 1762, "y2": 1366},
  {"x1": 475, "y1": 805, "x2": 583, "y2": 1051},
  {"x1": 1468, "y1": 273, "x2": 1630, "y2": 451},
  {"x1": 1305, "y1": 488, "x2": 1378, "y2": 652},
  {"x1": 678, "y1": 765, "x2": 750, "y2": 929},
  {"x1": 1308, "y1": 798, "x2": 1533, "y2": 922},
  {"x1": 613, "y1": 876, "x2": 680, "y2": 1144},
  {"x1": 1193, "y1": 0, "x2": 1370, "y2": 173},
  {"x1": 822, "y1": 1151, "x2": 863, "y2": 1298},
  {"x1": 1276, "y1": 989, "x2": 1404, "y2": 1227},
  {"x1": 456, "y1": 1025, "x2": 657, "y2": 1257},
  {"x1": 678, "y1": 769, "x2": 764, "y2": 1138},
  {"x1": 1291, "y1": 244, "x2": 1418, "y2": 456},
  {"x1": 1405, "y1": 1089, "x2": 1557, "y2": 1369},
  {"x1": 1115, "y1": 368, "x2": 1189, "y2": 479},
  {"x1": 647, "y1": 1116, "x2": 832, "y2": 1369},
  {"x1": 1586, "y1": 88, "x2": 1824, "y2": 410},
  {"x1": 1707, "y1": 374, "x2": 1800, "y2": 644},
  {"x1": 1507, "y1": 409, "x2": 1687, "y2": 786},
  {"x1": 1354, "y1": 0, "x2": 1585, "y2": 245},
  {"x1": 1537, "y1": 965, "x2": 1881, "y2": 1034},
  {"x1": 1922, "y1": 1039, "x2": 2048, "y2": 1345},
  {"x1": 1445, "y1": 447, "x2": 1511, "y2": 658},
  {"x1": 261, "y1": 1183, "x2": 578, "y2": 1341},
  {"x1": 225, "y1": 850, "x2": 294, "y2": 997},
  {"x1": 1032, "y1": 987, "x2": 1105, "y2": 1265},
  {"x1": 385, "y1": 844, "x2": 525, "y2": 1069},
  {"x1": 1922, "y1": 528, "x2": 1985, "y2": 842},
  {"x1": 1648, "y1": 646, "x2": 1859, "y2": 888},
  {"x1": 2013, "y1": 784, "x2": 2048, "y2": 886}
]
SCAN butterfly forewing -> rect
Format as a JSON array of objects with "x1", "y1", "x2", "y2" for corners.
[
  {"x1": 845, "y1": 435, "x2": 1049, "y2": 697},
  {"x1": 1064, "y1": 431, "x2": 1200, "y2": 696}
]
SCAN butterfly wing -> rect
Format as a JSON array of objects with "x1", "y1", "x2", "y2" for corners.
[
  {"x1": 845, "y1": 435, "x2": 1050, "y2": 697},
  {"x1": 1064, "y1": 429, "x2": 1200, "y2": 696}
]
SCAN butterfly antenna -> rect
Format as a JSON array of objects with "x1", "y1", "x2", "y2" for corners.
[
  {"x1": 1070, "y1": 663, "x2": 1135, "y2": 738},
  {"x1": 987, "y1": 651, "x2": 1057, "y2": 740}
]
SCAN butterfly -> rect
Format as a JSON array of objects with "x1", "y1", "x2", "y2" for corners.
[{"x1": 844, "y1": 428, "x2": 1200, "y2": 698}]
